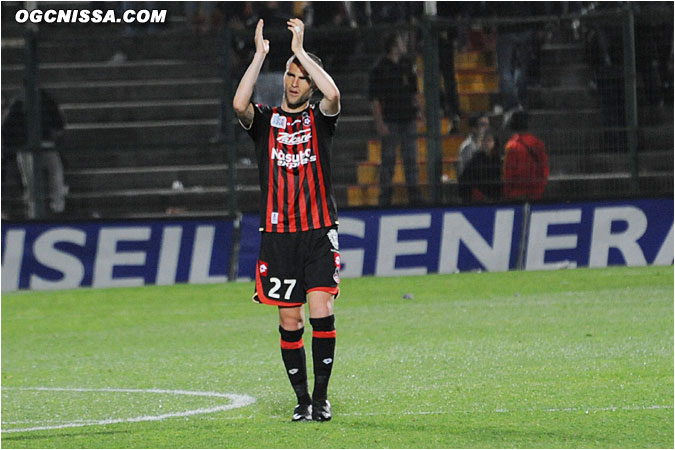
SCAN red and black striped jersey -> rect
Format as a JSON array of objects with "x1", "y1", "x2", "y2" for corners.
[{"x1": 242, "y1": 102, "x2": 339, "y2": 233}]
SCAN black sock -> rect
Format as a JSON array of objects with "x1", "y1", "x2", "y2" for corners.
[
  {"x1": 310, "y1": 315, "x2": 336, "y2": 402},
  {"x1": 279, "y1": 326, "x2": 311, "y2": 405}
]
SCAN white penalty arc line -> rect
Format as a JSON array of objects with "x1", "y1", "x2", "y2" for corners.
[{"x1": 1, "y1": 387, "x2": 256, "y2": 434}]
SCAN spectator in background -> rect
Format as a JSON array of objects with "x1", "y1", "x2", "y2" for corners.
[
  {"x1": 502, "y1": 111, "x2": 549, "y2": 201},
  {"x1": 436, "y1": 2, "x2": 475, "y2": 134},
  {"x1": 369, "y1": 33, "x2": 423, "y2": 206},
  {"x1": 490, "y1": 3, "x2": 547, "y2": 118},
  {"x1": 582, "y1": 2, "x2": 626, "y2": 152},
  {"x1": 1, "y1": 89, "x2": 68, "y2": 217},
  {"x1": 457, "y1": 112, "x2": 490, "y2": 178},
  {"x1": 633, "y1": 2, "x2": 673, "y2": 123},
  {"x1": 458, "y1": 127, "x2": 502, "y2": 203}
]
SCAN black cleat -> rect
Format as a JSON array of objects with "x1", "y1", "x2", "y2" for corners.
[
  {"x1": 292, "y1": 403, "x2": 312, "y2": 422},
  {"x1": 312, "y1": 399, "x2": 332, "y2": 421}
]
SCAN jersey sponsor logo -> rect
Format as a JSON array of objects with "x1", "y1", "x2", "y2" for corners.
[
  {"x1": 276, "y1": 128, "x2": 312, "y2": 146},
  {"x1": 259, "y1": 260, "x2": 269, "y2": 277},
  {"x1": 271, "y1": 147, "x2": 316, "y2": 168},
  {"x1": 270, "y1": 113, "x2": 287, "y2": 129}
]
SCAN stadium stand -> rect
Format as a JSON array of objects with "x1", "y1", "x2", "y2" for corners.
[{"x1": 1, "y1": 2, "x2": 672, "y2": 220}]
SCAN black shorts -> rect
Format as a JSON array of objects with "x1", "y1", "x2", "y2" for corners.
[{"x1": 254, "y1": 227, "x2": 341, "y2": 307}]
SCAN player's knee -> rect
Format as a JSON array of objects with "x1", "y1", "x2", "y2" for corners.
[
  {"x1": 308, "y1": 292, "x2": 334, "y2": 317},
  {"x1": 279, "y1": 314, "x2": 304, "y2": 331}
]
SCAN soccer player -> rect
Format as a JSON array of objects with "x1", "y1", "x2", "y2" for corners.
[{"x1": 233, "y1": 18, "x2": 341, "y2": 422}]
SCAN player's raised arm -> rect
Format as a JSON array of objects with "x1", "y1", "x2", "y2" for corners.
[
  {"x1": 233, "y1": 19, "x2": 269, "y2": 127},
  {"x1": 287, "y1": 18, "x2": 341, "y2": 116}
]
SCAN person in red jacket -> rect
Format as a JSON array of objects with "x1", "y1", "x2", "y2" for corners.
[{"x1": 503, "y1": 111, "x2": 549, "y2": 201}]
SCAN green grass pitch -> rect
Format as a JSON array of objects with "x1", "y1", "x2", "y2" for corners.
[{"x1": 1, "y1": 266, "x2": 673, "y2": 448}]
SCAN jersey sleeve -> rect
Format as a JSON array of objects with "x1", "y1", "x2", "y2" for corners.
[
  {"x1": 314, "y1": 103, "x2": 340, "y2": 137},
  {"x1": 243, "y1": 103, "x2": 273, "y2": 140}
]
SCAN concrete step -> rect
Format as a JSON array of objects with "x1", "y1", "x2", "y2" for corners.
[
  {"x1": 60, "y1": 147, "x2": 228, "y2": 169},
  {"x1": 65, "y1": 186, "x2": 259, "y2": 218},
  {"x1": 333, "y1": 73, "x2": 369, "y2": 95},
  {"x1": 639, "y1": 124, "x2": 674, "y2": 151},
  {"x1": 533, "y1": 123, "x2": 674, "y2": 155},
  {"x1": 549, "y1": 150, "x2": 674, "y2": 175},
  {"x1": 637, "y1": 150, "x2": 675, "y2": 172},
  {"x1": 63, "y1": 119, "x2": 218, "y2": 146},
  {"x1": 62, "y1": 184, "x2": 351, "y2": 219},
  {"x1": 340, "y1": 94, "x2": 371, "y2": 115},
  {"x1": 1, "y1": 60, "x2": 222, "y2": 84},
  {"x1": 539, "y1": 64, "x2": 592, "y2": 88},
  {"x1": 65, "y1": 164, "x2": 259, "y2": 192},
  {"x1": 3, "y1": 78, "x2": 225, "y2": 104},
  {"x1": 58, "y1": 133, "x2": 370, "y2": 171},
  {"x1": 334, "y1": 116, "x2": 375, "y2": 139},
  {"x1": 61, "y1": 99, "x2": 220, "y2": 123},
  {"x1": 528, "y1": 109, "x2": 603, "y2": 130},
  {"x1": 540, "y1": 43, "x2": 586, "y2": 66},
  {"x1": 527, "y1": 86, "x2": 597, "y2": 109},
  {"x1": 1, "y1": 32, "x2": 224, "y2": 64}
]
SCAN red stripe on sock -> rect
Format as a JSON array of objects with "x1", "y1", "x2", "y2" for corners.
[
  {"x1": 280, "y1": 338, "x2": 304, "y2": 350},
  {"x1": 312, "y1": 330, "x2": 336, "y2": 339}
]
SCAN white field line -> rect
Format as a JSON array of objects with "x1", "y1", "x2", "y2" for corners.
[{"x1": 1, "y1": 387, "x2": 255, "y2": 434}]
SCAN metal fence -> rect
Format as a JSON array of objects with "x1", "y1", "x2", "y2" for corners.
[{"x1": 1, "y1": 2, "x2": 672, "y2": 221}]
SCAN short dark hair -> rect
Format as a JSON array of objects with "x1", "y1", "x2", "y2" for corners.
[
  {"x1": 510, "y1": 111, "x2": 529, "y2": 132},
  {"x1": 468, "y1": 112, "x2": 488, "y2": 129},
  {"x1": 285, "y1": 52, "x2": 324, "y2": 73}
]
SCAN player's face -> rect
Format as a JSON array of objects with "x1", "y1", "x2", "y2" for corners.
[{"x1": 284, "y1": 62, "x2": 313, "y2": 109}]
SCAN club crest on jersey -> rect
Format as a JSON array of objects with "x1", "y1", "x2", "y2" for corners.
[
  {"x1": 259, "y1": 260, "x2": 269, "y2": 277},
  {"x1": 270, "y1": 113, "x2": 287, "y2": 129}
]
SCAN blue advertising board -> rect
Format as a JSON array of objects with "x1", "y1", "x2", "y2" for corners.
[
  {"x1": 2, "y1": 219, "x2": 233, "y2": 291},
  {"x1": 2, "y1": 199, "x2": 672, "y2": 292}
]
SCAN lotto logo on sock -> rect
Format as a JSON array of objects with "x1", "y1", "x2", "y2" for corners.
[
  {"x1": 322, "y1": 358, "x2": 333, "y2": 365},
  {"x1": 288, "y1": 368, "x2": 299, "y2": 375}
]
